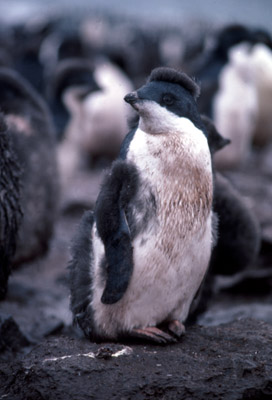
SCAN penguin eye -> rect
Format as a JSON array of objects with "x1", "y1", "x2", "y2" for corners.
[{"x1": 162, "y1": 93, "x2": 175, "y2": 106}]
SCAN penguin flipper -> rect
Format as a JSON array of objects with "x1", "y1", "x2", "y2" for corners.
[
  {"x1": 95, "y1": 160, "x2": 139, "y2": 304},
  {"x1": 101, "y1": 209, "x2": 133, "y2": 304}
]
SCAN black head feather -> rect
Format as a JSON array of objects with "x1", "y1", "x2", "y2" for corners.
[{"x1": 148, "y1": 67, "x2": 200, "y2": 100}]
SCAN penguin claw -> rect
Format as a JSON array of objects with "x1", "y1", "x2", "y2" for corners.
[
  {"x1": 167, "y1": 320, "x2": 186, "y2": 338},
  {"x1": 130, "y1": 327, "x2": 177, "y2": 344}
]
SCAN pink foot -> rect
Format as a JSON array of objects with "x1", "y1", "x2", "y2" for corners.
[
  {"x1": 167, "y1": 320, "x2": 185, "y2": 338},
  {"x1": 130, "y1": 326, "x2": 177, "y2": 344}
]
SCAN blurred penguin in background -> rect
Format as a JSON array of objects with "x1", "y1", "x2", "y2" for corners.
[
  {"x1": 0, "y1": 67, "x2": 59, "y2": 277},
  {"x1": 74, "y1": 59, "x2": 134, "y2": 166},
  {"x1": 46, "y1": 58, "x2": 99, "y2": 139},
  {"x1": 191, "y1": 24, "x2": 272, "y2": 169},
  {"x1": 55, "y1": 57, "x2": 134, "y2": 170},
  {"x1": 47, "y1": 58, "x2": 101, "y2": 192},
  {"x1": 39, "y1": 27, "x2": 90, "y2": 91},
  {"x1": 212, "y1": 43, "x2": 258, "y2": 168}
]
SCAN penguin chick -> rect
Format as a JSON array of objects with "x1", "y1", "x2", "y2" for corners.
[
  {"x1": 69, "y1": 67, "x2": 214, "y2": 343},
  {"x1": 193, "y1": 24, "x2": 271, "y2": 120},
  {"x1": 192, "y1": 24, "x2": 259, "y2": 118},
  {"x1": 0, "y1": 67, "x2": 59, "y2": 267},
  {"x1": 0, "y1": 114, "x2": 22, "y2": 299},
  {"x1": 212, "y1": 43, "x2": 258, "y2": 169},
  {"x1": 192, "y1": 24, "x2": 272, "y2": 168}
]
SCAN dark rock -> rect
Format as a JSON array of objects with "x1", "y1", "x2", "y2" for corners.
[
  {"x1": 0, "y1": 319, "x2": 271, "y2": 399},
  {"x1": 0, "y1": 313, "x2": 31, "y2": 355}
]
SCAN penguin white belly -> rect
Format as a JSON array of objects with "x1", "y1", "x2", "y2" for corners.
[
  {"x1": 91, "y1": 122, "x2": 213, "y2": 339},
  {"x1": 122, "y1": 215, "x2": 213, "y2": 326}
]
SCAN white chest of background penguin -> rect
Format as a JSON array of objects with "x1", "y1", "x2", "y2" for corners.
[{"x1": 69, "y1": 67, "x2": 214, "y2": 343}]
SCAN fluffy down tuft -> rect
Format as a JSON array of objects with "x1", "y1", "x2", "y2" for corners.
[{"x1": 148, "y1": 66, "x2": 200, "y2": 100}]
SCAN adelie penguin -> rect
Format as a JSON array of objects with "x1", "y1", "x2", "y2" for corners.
[{"x1": 69, "y1": 67, "x2": 214, "y2": 343}]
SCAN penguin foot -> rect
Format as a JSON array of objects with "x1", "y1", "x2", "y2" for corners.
[
  {"x1": 167, "y1": 320, "x2": 185, "y2": 338},
  {"x1": 130, "y1": 326, "x2": 177, "y2": 344}
]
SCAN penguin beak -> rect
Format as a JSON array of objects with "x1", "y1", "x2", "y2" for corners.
[{"x1": 124, "y1": 91, "x2": 139, "y2": 106}]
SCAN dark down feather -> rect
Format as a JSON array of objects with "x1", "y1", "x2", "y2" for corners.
[
  {"x1": 148, "y1": 66, "x2": 200, "y2": 100},
  {"x1": 68, "y1": 210, "x2": 96, "y2": 339},
  {"x1": 0, "y1": 114, "x2": 22, "y2": 299},
  {"x1": 210, "y1": 173, "x2": 261, "y2": 275}
]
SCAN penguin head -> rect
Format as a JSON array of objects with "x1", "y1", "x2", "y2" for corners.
[
  {"x1": 48, "y1": 59, "x2": 100, "y2": 102},
  {"x1": 46, "y1": 59, "x2": 101, "y2": 139},
  {"x1": 212, "y1": 24, "x2": 272, "y2": 60},
  {"x1": 124, "y1": 67, "x2": 203, "y2": 135},
  {"x1": 214, "y1": 25, "x2": 254, "y2": 58}
]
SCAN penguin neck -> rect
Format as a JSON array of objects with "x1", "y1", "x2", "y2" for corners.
[
  {"x1": 138, "y1": 111, "x2": 181, "y2": 136},
  {"x1": 137, "y1": 115, "x2": 212, "y2": 171},
  {"x1": 62, "y1": 86, "x2": 85, "y2": 117}
]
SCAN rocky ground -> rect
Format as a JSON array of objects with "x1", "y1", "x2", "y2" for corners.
[
  {"x1": 1, "y1": 320, "x2": 272, "y2": 400},
  {"x1": 0, "y1": 143, "x2": 272, "y2": 399}
]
